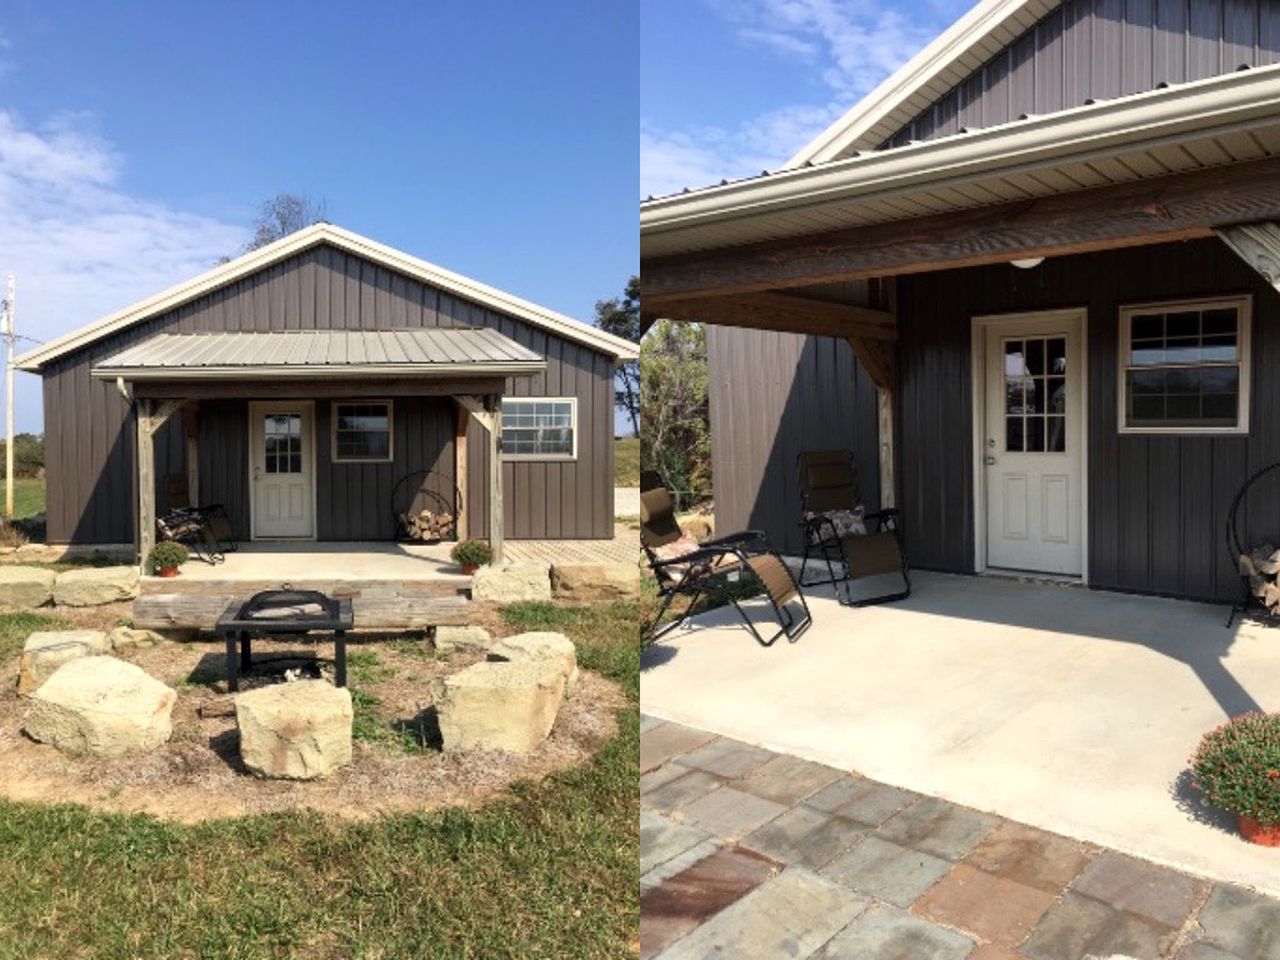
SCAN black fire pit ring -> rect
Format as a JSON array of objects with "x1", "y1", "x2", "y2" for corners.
[{"x1": 215, "y1": 588, "x2": 354, "y2": 692}]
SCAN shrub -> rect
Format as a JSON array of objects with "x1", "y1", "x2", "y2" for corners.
[
  {"x1": 1191, "y1": 712, "x2": 1280, "y2": 827},
  {"x1": 0, "y1": 520, "x2": 26, "y2": 549},
  {"x1": 147, "y1": 540, "x2": 189, "y2": 573},
  {"x1": 451, "y1": 539, "x2": 494, "y2": 568}
]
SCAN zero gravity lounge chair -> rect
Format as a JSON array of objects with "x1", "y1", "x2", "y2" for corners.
[
  {"x1": 797, "y1": 450, "x2": 911, "y2": 606},
  {"x1": 640, "y1": 479, "x2": 812, "y2": 646}
]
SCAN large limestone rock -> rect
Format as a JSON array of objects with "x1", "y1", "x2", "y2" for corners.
[
  {"x1": 53, "y1": 565, "x2": 140, "y2": 607},
  {"x1": 0, "y1": 566, "x2": 56, "y2": 608},
  {"x1": 551, "y1": 562, "x2": 641, "y2": 601},
  {"x1": 235, "y1": 680, "x2": 353, "y2": 780},
  {"x1": 24, "y1": 656, "x2": 175, "y2": 756},
  {"x1": 433, "y1": 625, "x2": 493, "y2": 654},
  {"x1": 432, "y1": 658, "x2": 566, "y2": 754},
  {"x1": 18, "y1": 629, "x2": 112, "y2": 695},
  {"x1": 489, "y1": 630, "x2": 579, "y2": 697},
  {"x1": 109, "y1": 626, "x2": 164, "y2": 652},
  {"x1": 471, "y1": 563, "x2": 552, "y2": 602}
]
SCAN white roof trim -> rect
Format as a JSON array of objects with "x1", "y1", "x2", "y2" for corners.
[
  {"x1": 786, "y1": 0, "x2": 1061, "y2": 168},
  {"x1": 17, "y1": 223, "x2": 638, "y2": 371},
  {"x1": 642, "y1": 64, "x2": 1280, "y2": 250},
  {"x1": 89, "y1": 362, "x2": 545, "y2": 381}
]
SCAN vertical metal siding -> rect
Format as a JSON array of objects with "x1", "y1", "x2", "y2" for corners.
[
  {"x1": 885, "y1": 0, "x2": 1280, "y2": 149},
  {"x1": 894, "y1": 237, "x2": 1278, "y2": 602},
  {"x1": 42, "y1": 243, "x2": 616, "y2": 543},
  {"x1": 706, "y1": 326, "x2": 881, "y2": 556}
]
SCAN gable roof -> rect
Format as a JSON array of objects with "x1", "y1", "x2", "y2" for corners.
[
  {"x1": 787, "y1": 0, "x2": 1061, "y2": 168},
  {"x1": 16, "y1": 223, "x2": 638, "y2": 371}
]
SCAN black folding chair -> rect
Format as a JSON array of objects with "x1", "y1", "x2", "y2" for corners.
[
  {"x1": 641, "y1": 479, "x2": 811, "y2": 646},
  {"x1": 797, "y1": 450, "x2": 910, "y2": 606},
  {"x1": 166, "y1": 473, "x2": 237, "y2": 556}
]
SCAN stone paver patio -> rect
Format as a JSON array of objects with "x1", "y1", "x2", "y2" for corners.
[{"x1": 640, "y1": 718, "x2": 1280, "y2": 960}]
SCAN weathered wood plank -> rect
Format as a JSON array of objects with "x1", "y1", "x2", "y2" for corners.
[
  {"x1": 454, "y1": 401, "x2": 469, "y2": 540},
  {"x1": 133, "y1": 593, "x2": 473, "y2": 630},
  {"x1": 639, "y1": 155, "x2": 1280, "y2": 302},
  {"x1": 656, "y1": 292, "x2": 896, "y2": 341}
]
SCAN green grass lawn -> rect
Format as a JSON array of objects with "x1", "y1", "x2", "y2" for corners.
[
  {"x1": 6, "y1": 478, "x2": 44, "y2": 520},
  {"x1": 0, "y1": 602, "x2": 640, "y2": 959},
  {"x1": 614, "y1": 437, "x2": 639, "y2": 486}
]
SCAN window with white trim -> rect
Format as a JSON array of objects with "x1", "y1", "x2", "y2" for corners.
[
  {"x1": 1118, "y1": 296, "x2": 1251, "y2": 434},
  {"x1": 500, "y1": 398, "x2": 576, "y2": 459},
  {"x1": 332, "y1": 401, "x2": 393, "y2": 461}
]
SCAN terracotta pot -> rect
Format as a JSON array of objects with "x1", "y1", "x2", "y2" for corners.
[
  {"x1": 158, "y1": 567, "x2": 180, "y2": 578},
  {"x1": 1238, "y1": 814, "x2": 1280, "y2": 846},
  {"x1": 461, "y1": 563, "x2": 479, "y2": 575}
]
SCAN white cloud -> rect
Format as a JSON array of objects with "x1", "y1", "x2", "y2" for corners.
[
  {"x1": 640, "y1": 0, "x2": 968, "y2": 197},
  {"x1": 0, "y1": 110, "x2": 246, "y2": 431}
]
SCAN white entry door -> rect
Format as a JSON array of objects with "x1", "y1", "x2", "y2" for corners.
[
  {"x1": 980, "y1": 312, "x2": 1084, "y2": 576},
  {"x1": 250, "y1": 402, "x2": 314, "y2": 539}
]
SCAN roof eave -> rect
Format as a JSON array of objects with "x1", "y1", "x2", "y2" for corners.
[{"x1": 642, "y1": 64, "x2": 1280, "y2": 250}]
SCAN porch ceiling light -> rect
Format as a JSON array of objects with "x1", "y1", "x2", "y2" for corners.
[{"x1": 1011, "y1": 257, "x2": 1045, "y2": 269}]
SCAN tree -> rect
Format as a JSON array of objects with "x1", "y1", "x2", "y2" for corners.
[
  {"x1": 219, "y1": 193, "x2": 327, "y2": 263},
  {"x1": 246, "y1": 193, "x2": 327, "y2": 252},
  {"x1": 640, "y1": 320, "x2": 711, "y2": 502},
  {"x1": 595, "y1": 276, "x2": 640, "y2": 435}
]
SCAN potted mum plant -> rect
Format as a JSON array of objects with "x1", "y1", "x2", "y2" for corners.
[
  {"x1": 147, "y1": 540, "x2": 189, "y2": 578},
  {"x1": 1192, "y1": 712, "x2": 1280, "y2": 846},
  {"x1": 451, "y1": 539, "x2": 494, "y2": 575}
]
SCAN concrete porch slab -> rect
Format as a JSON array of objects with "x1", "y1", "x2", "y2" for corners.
[{"x1": 640, "y1": 571, "x2": 1280, "y2": 897}]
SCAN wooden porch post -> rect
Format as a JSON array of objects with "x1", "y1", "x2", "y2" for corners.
[
  {"x1": 136, "y1": 398, "x2": 187, "y2": 570},
  {"x1": 454, "y1": 401, "x2": 469, "y2": 541},
  {"x1": 847, "y1": 278, "x2": 899, "y2": 510},
  {"x1": 182, "y1": 402, "x2": 200, "y2": 507},
  {"x1": 137, "y1": 398, "x2": 156, "y2": 569},
  {"x1": 456, "y1": 395, "x2": 503, "y2": 564}
]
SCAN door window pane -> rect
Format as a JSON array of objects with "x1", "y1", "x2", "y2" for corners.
[{"x1": 1003, "y1": 335, "x2": 1067, "y2": 454}]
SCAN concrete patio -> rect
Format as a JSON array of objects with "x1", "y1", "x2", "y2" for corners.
[
  {"x1": 640, "y1": 571, "x2": 1280, "y2": 897},
  {"x1": 156, "y1": 540, "x2": 468, "y2": 584}
]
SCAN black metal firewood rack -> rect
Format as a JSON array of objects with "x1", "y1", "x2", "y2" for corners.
[{"x1": 1225, "y1": 461, "x2": 1280, "y2": 629}]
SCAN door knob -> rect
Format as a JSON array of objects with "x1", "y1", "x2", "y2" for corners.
[{"x1": 984, "y1": 455, "x2": 997, "y2": 466}]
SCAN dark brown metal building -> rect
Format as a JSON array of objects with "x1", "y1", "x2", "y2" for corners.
[
  {"x1": 18, "y1": 224, "x2": 637, "y2": 560},
  {"x1": 642, "y1": 0, "x2": 1280, "y2": 603}
]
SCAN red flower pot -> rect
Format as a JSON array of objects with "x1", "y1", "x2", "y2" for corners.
[
  {"x1": 461, "y1": 563, "x2": 478, "y2": 575},
  {"x1": 158, "y1": 567, "x2": 180, "y2": 578},
  {"x1": 1238, "y1": 815, "x2": 1280, "y2": 846}
]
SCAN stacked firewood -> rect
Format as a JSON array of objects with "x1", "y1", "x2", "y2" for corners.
[
  {"x1": 1239, "y1": 543, "x2": 1280, "y2": 614},
  {"x1": 400, "y1": 509, "x2": 454, "y2": 542}
]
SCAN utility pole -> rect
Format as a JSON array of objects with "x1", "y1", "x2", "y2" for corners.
[{"x1": 2, "y1": 275, "x2": 13, "y2": 518}]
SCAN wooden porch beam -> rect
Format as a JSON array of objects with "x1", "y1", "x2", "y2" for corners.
[
  {"x1": 132, "y1": 376, "x2": 507, "y2": 401},
  {"x1": 639, "y1": 155, "x2": 1280, "y2": 302},
  {"x1": 1215, "y1": 221, "x2": 1280, "y2": 292},
  {"x1": 656, "y1": 291, "x2": 897, "y2": 341}
]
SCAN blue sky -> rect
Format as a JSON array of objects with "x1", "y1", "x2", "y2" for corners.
[
  {"x1": 641, "y1": 0, "x2": 971, "y2": 199},
  {"x1": 0, "y1": 1, "x2": 637, "y2": 433}
]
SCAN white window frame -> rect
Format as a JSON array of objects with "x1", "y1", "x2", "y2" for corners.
[
  {"x1": 500, "y1": 396, "x2": 578, "y2": 461},
  {"x1": 331, "y1": 400, "x2": 394, "y2": 463},
  {"x1": 1117, "y1": 294, "x2": 1251, "y2": 436}
]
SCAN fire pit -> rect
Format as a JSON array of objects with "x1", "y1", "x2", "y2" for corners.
[{"x1": 216, "y1": 588, "x2": 354, "y2": 692}]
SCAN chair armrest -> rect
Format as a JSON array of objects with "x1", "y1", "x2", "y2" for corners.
[
  {"x1": 650, "y1": 545, "x2": 742, "y2": 570},
  {"x1": 704, "y1": 529, "x2": 771, "y2": 550}
]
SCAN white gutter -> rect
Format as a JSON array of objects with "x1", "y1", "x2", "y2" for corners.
[
  {"x1": 89, "y1": 361, "x2": 547, "y2": 381},
  {"x1": 642, "y1": 64, "x2": 1280, "y2": 243}
]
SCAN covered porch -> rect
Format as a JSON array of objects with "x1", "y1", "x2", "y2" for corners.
[
  {"x1": 89, "y1": 328, "x2": 545, "y2": 572},
  {"x1": 641, "y1": 570, "x2": 1280, "y2": 896}
]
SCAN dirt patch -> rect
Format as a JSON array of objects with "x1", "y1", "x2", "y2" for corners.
[{"x1": 0, "y1": 616, "x2": 623, "y2": 823}]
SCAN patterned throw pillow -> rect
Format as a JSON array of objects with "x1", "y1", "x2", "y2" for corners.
[{"x1": 804, "y1": 507, "x2": 866, "y2": 544}]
